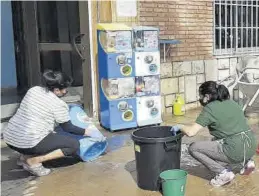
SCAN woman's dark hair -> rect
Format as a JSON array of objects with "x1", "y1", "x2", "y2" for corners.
[
  {"x1": 42, "y1": 70, "x2": 73, "y2": 91},
  {"x1": 199, "y1": 81, "x2": 230, "y2": 102}
]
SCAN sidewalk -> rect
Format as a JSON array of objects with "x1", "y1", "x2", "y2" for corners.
[{"x1": 1, "y1": 109, "x2": 259, "y2": 196}]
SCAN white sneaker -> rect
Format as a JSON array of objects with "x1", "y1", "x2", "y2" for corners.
[
  {"x1": 240, "y1": 159, "x2": 256, "y2": 175},
  {"x1": 210, "y1": 169, "x2": 235, "y2": 187},
  {"x1": 22, "y1": 162, "x2": 52, "y2": 177}
]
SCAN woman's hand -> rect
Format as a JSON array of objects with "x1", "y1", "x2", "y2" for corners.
[
  {"x1": 84, "y1": 125, "x2": 105, "y2": 141},
  {"x1": 170, "y1": 124, "x2": 183, "y2": 135}
]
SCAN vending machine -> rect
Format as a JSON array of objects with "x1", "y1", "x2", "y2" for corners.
[
  {"x1": 133, "y1": 26, "x2": 162, "y2": 126},
  {"x1": 97, "y1": 23, "x2": 137, "y2": 131}
]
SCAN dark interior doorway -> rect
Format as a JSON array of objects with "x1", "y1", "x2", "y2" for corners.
[
  {"x1": 11, "y1": 1, "x2": 93, "y2": 116},
  {"x1": 12, "y1": 1, "x2": 86, "y2": 92},
  {"x1": 37, "y1": 1, "x2": 83, "y2": 86}
]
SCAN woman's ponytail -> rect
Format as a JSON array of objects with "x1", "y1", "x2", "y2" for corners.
[
  {"x1": 199, "y1": 81, "x2": 230, "y2": 104},
  {"x1": 217, "y1": 84, "x2": 230, "y2": 101}
]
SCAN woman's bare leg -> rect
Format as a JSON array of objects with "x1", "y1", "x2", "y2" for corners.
[{"x1": 26, "y1": 149, "x2": 65, "y2": 166}]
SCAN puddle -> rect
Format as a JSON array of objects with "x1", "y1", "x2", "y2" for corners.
[
  {"x1": 3, "y1": 118, "x2": 259, "y2": 196},
  {"x1": 106, "y1": 135, "x2": 132, "y2": 153},
  {"x1": 32, "y1": 143, "x2": 259, "y2": 196}
]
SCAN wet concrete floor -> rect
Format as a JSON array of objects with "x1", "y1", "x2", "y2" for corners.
[{"x1": 1, "y1": 109, "x2": 259, "y2": 196}]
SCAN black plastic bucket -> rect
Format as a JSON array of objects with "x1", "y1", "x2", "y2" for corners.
[{"x1": 132, "y1": 126, "x2": 183, "y2": 191}]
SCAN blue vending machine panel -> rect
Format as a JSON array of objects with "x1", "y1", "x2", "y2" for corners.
[
  {"x1": 135, "y1": 75, "x2": 160, "y2": 97},
  {"x1": 97, "y1": 24, "x2": 134, "y2": 78},
  {"x1": 106, "y1": 52, "x2": 134, "y2": 78},
  {"x1": 133, "y1": 26, "x2": 159, "y2": 52},
  {"x1": 98, "y1": 51, "x2": 134, "y2": 78},
  {"x1": 108, "y1": 99, "x2": 137, "y2": 131},
  {"x1": 99, "y1": 77, "x2": 137, "y2": 131}
]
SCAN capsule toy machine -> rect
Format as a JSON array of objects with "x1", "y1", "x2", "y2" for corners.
[
  {"x1": 132, "y1": 26, "x2": 162, "y2": 127},
  {"x1": 97, "y1": 23, "x2": 137, "y2": 131},
  {"x1": 135, "y1": 75, "x2": 162, "y2": 126},
  {"x1": 133, "y1": 26, "x2": 160, "y2": 76}
]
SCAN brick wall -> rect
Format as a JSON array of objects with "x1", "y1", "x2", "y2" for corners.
[
  {"x1": 139, "y1": 0, "x2": 213, "y2": 62},
  {"x1": 138, "y1": 1, "x2": 258, "y2": 115}
]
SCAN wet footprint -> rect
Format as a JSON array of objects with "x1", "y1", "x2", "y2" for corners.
[
  {"x1": 23, "y1": 180, "x2": 38, "y2": 196},
  {"x1": 23, "y1": 193, "x2": 35, "y2": 196},
  {"x1": 27, "y1": 180, "x2": 37, "y2": 186}
]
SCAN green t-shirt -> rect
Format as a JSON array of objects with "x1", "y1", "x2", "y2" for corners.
[{"x1": 196, "y1": 100, "x2": 257, "y2": 163}]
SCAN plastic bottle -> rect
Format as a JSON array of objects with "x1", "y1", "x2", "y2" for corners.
[{"x1": 173, "y1": 95, "x2": 185, "y2": 116}]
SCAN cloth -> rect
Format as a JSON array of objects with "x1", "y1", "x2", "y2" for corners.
[
  {"x1": 196, "y1": 100, "x2": 257, "y2": 162},
  {"x1": 7, "y1": 133, "x2": 79, "y2": 156},
  {"x1": 3, "y1": 86, "x2": 70, "y2": 148}
]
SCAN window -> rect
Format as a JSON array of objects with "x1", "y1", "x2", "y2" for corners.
[{"x1": 214, "y1": 0, "x2": 259, "y2": 55}]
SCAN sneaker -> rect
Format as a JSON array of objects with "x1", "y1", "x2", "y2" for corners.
[
  {"x1": 240, "y1": 159, "x2": 255, "y2": 175},
  {"x1": 210, "y1": 169, "x2": 235, "y2": 187},
  {"x1": 22, "y1": 162, "x2": 51, "y2": 177},
  {"x1": 17, "y1": 155, "x2": 33, "y2": 166}
]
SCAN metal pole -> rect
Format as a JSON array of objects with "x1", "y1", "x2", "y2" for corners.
[
  {"x1": 241, "y1": 1, "x2": 243, "y2": 53},
  {"x1": 225, "y1": 0, "x2": 227, "y2": 53},
  {"x1": 230, "y1": 0, "x2": 233, "y2": 52},
  {"x1": 251, "y1": 0, "x2": 254, "y2": 51},
  {"x1": 246, "y1": 1, "x2": 250, "y2": 52},
  {"x1": 213, "y1": 0, "x2": 216, "y2": 54},
  {"x1": 256, "y1": 0, "x2": 258, "y2": 51},
  {"x1": 235, "y1": 0, "x2": 238, "y2": 53},
  {"x1": 219, "y1": 0, "x2": 222, "y2": 54},
  {"x1": 164, "y1": 43, "x2": 166, "y2": 63}
]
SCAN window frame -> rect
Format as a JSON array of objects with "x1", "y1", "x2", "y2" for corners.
[{"x1": 213, "y1": 0, "x2": 259, "y2": 56}]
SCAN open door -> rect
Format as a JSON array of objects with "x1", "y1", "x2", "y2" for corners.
[{"x1": 12, "y1": 1, "x2": 93, "y2": 116}]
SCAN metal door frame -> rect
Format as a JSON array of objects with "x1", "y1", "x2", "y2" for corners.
[{"x1": 20, "y1": 1, "x2": 94, "y2": 116}]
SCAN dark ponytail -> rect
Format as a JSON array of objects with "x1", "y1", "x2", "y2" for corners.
[
  {"x1": 199, "y1": 81, "x2": 230, "y2": 103},
  {"x1": 217, "y1": 84, "x2": 230, "y2": 101},
  {"x1": 42, "y1": 69, "x2": 73, "y2": 91}
]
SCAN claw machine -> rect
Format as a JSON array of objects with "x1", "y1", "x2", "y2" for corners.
[
  {"x1": 133, "y1": 26, "x2": 162, "y2": 126},
  {"x1": 97, "y1": 23, "x2": 137, "y2": 131}
]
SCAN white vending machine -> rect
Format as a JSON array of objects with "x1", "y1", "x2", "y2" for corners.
[{"x1": 133, "y1": 26, "x2": 162, "y2": 126}]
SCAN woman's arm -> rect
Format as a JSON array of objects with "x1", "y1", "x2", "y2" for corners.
[
  {"x1": 60, "y1": 121, "x2": 104, "y2": 140},
  {"x1": 178, "y1": 123, "x2": 204, "y2": 137},
  {"x1": 59, "y1": 121, "x2": 86, "y2": 135}
]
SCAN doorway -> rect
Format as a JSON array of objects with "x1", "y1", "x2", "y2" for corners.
[{"x1": 11, "y1": 1, "x2": 93, "y2": 116}]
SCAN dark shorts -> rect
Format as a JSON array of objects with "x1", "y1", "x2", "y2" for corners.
[{"x1": 7, "y1": 133, "x2": 80, "y2": 156}]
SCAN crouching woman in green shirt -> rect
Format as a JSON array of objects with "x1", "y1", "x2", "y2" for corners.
[{"x1": 172, "y1": 81, "x2": 257, "y2": 187}]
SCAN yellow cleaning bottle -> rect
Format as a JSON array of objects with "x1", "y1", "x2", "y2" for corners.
[{"x1": 173, "y1": 95, "x2": 185, "y2": 116}]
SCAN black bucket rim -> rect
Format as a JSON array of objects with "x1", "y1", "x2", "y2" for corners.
[{"x1": 131, "y1": 126, "x2": 183, "y2": 143}]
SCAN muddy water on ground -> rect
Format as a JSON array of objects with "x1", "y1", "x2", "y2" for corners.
[
  {"x1": 23, "y1": 113, "x2": 259, "y2": 196},
  {"x1": 33, "y1": 141, "x2": 259, "y2": 196}
]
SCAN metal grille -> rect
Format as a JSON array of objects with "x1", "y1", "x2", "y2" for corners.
[{"x1": 214, "y1": 0, "x2": 259, "y2": 56}]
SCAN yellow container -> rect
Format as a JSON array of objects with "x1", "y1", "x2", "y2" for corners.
[{"x1": 173, "y1": 95, "x2": 185, "y2": 116}]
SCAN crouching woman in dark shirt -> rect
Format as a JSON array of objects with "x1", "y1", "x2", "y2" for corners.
[{"x1": 171, "y1": 81, "x2": 257, "y2": 187}]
